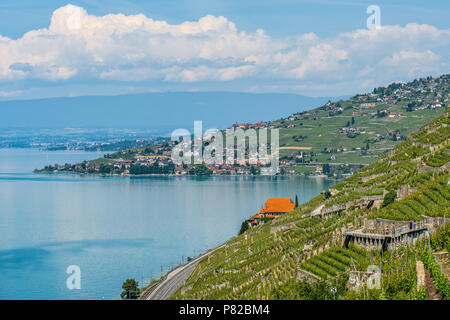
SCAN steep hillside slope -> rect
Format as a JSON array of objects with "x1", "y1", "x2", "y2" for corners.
[{"x1": 171, "y1": 107, "x2": 449, "y2": 300}]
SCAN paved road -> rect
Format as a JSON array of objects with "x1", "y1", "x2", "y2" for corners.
[{"x1": 146, "y1": 245, "x2": 224, "y2": 300}]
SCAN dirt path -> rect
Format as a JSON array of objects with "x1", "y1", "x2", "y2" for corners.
[
  {"x1": 424, "y1": 267, "x2": 442, "y2": 300},
  {"x1": 416, "y1": 261, "x2": 425, "y2": 290}
]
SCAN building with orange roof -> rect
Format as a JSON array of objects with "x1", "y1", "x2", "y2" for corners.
[
  {"x1": 261, "y1": 198, "x2": 295, "y2": 215},
  {"x1": 248, "y1": 198, "x2": 295, "y2": 225}
]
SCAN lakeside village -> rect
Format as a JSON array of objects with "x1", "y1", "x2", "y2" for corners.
[
  {"x1": 35, "y1": 131, "x2": 331, "y2": 177},
  {"x1": 36, "y1": 75, "x2": 448, "y2": 177}
]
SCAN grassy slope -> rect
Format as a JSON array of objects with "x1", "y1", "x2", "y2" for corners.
[
  {"x1": 171, "y1": 107, "x2": 449, "y2": 300},
  {"x1": 279, "y1": 108, "x2": 444, "y2": 165}
]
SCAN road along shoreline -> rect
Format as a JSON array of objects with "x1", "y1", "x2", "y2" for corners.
[{"x1": 142, "y1": 244, "x2": 225, "y2": 300}]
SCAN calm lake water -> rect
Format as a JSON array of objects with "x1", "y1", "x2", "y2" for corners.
[{"x1": 0, "y1": 148, "x2": 336, "y2": 299}]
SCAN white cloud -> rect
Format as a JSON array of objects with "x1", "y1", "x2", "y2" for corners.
[
  {"x1": 0, "y1": 4, "x2": 449, "y2": 95},
  {"x1": 382, "y1": 50, "x2": 440, "y2": 67}
]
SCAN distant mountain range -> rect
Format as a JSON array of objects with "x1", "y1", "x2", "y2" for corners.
[{"x1": 0, "y1": 92, "x2": 345, "y2": 133}]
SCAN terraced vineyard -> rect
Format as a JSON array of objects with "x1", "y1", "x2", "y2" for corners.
[
  {"x1": 300, "y1": 245, "x2": 368, "y2": 280},
  {"x1": 171, "y1": 105, "x2": 449, "y2": 300},
  {"x1": 369, "y1": 176, "x2": 449, "y2": 220}
]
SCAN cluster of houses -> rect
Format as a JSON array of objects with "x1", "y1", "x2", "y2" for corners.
[
  {"x1": 325, "y1": 102, "x2": 344, "y2": 115},
  {"x1": 278, "y1": 151, "x2": 318, "y2": 174},
  {"x1": 430, "y1": 99, "x2": 444, "y2": 109},
  {"x1": 340, "y1": 127, "x2": 365, "y2": 138},
  {"x1": 323, "y1": 147, "x2": 348, "y2": 153},
  {"x1": 358, "y1": 102, "x2": 376, "y2": 109},
  {"x1": 173, "y1": 163, "x2": 255, "y2": 176},
  {"x1": 374, "y1": 77, "x2": 447, "y2": 109},
  {"x1": 231, "y1": 121, "x2": 269, "y2": 129},
  {"x1": 387, "y1": 129, "x2": 402, "y2": 141},
  {"x1": 135, "y1": 155, "x2": 171, "y2": 167},
  {"x1": 107, "y1": 145, "x2": 173, "y2": 173},
  {"x1": 350, "y1": 77, "x2": 448, "y2": 117},
  {"x1": 113, "y1": 156, "x2": 269, "y2": 176}
]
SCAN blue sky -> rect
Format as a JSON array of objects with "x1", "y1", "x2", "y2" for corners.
[{"x1": 0, "y1": 0, "x2": 449, "y2": 99}]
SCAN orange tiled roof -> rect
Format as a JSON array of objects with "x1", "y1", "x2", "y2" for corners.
[{"x1": 261, "y1": 198, "x2": 295, "y2": 214}]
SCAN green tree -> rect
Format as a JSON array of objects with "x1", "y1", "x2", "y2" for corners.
[
  {"x1": 407, "y1": 103, "x2": 415, "y2": 112},
  {"x1": 99, "y1": 163, "x2": 112, "y2": 174},
  {"x1": 322, "y1": 163, "x2": 331, "y2": 175},
  {"x1": 381, "y1": 190, "x2": 397, "y2": 208},
  {"x1": 121, "y1": 279, "x2": 140, "y2": 300},
  {"x1": 189, "y1": 164, "x2": 213, "y2": 176},
  {"x1": 250, "y1": 165, "x2": 260, "y2": 175},
  {"x1": 239, "y1": 220, "x2": 250, "y2": 235},
  {"x1": 295, "y1": 195, "x2": 299, "y2": 208}
]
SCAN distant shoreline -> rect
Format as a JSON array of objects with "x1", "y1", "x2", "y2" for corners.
[{"x1": 33, "y1": 170, "x2": 341, "y2": 180}]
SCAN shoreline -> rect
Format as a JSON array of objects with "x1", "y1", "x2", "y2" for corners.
[{"x1": 33, "y1": 170, "x2": 342, "y2": 180}]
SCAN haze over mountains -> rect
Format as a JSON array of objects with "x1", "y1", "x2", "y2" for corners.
[{"x1": 0, "y1": 92, "x2": 344, "y2": 133}]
